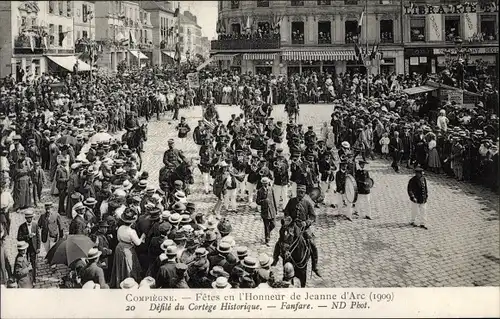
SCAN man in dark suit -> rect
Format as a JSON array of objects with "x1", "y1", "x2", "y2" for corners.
[
  {"x1": 80, "y1": 248, "x2": 109, "y2": 288},
  {"x1": 156, "y1": 246, "x2": 178, "y2": 288},
  {"x1": 37, "y1": 202, "x2": 63, "y2": 256},
  {"x1": 256, "y1": 177, "x2": 277, "y2": 246},
  {"x1": 389, "y1": 131, "x2": 404, "y2": 172},
  {"x1": 69, "y1": 203, "x2": 87, "y2": 235},
  {"x1": 16, "y1": 209, "x2": 40, "y2": 283},
  {"x1": 407, "y1": 167, "x2": 429, "y2": 229}
]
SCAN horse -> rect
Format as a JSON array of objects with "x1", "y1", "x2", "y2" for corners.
[
  {"x1": 122, "y1": 123, "x2": 148, "y2": 154},
  {"x1": 159, "y1": 160, "x2": 195, "y2": 196},
  {"x1": 275, "y1": 220, "x2": 311, "y2": 287}
]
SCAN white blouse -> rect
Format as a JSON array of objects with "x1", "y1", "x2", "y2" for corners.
[{"x1": 117, "y1": 225, "x2": 142, "y2": 246}]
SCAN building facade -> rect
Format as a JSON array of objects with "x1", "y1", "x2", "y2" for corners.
[
  {"x1": 200, "y1": 36, "x2": 211, "y2": 59},
  {"x1": 73, "y1": 0, "x2": 96, "y2": 41},
  {"x1": 0, "y1": 1, "x2": 80, "y2": 80},
  {"x1": 140, "y1": 1, "x2": 175, "y2": 66},
  {"x1": 402, "y1": 0, "x2": 498, "y2": 75},
  {"x1": 212, "y1": 0, "x2": 404, "y2": 75},
  {"x1": 180, "y1": 10, "x2": 203, "y2": 61}
]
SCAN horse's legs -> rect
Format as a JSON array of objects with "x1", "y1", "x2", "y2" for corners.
[{"x1": 296, "y1": 266, "x2": 308, "y2": 288}]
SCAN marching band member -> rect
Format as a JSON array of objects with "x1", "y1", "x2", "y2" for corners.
[
  {"x1": 318, "y1": 152, "x2": 336, "y2": 206},
  {"x1": 199, "y1": 139, "x2": 215, "y2": 195},
  {"x1": 272, "y1": 148, "x2": 289, "y2": 210},
  {"x1": 224, "y1": 163, "x2": 238, "y2": 212},
  {"x1": 245, "y1": 154, "x2": 261, "y2": 206},
  {"x1": 355, "y1": 160, "x2": 372, "y2": 220},
  {"x1": 335, "y1": 161, "x2": 352, "y2": 221}
]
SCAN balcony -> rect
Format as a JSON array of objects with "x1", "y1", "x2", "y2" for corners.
[
  {"x1": 13, "y1": 35, "x2": 44, "y2": 54},
  {"x1": 211, "y1": 36, "x2": 280, "y2": 50}
]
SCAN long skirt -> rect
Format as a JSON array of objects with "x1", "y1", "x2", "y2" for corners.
[
  {"x1": 428, "y1": 148, "x2": 441, "y2": 168},
  {"x1": 110, "y1": 242, "x2": 142, "y2": 288},
  {"x1": 13, "y1": 176, "x2": 32, "y2": 210}
]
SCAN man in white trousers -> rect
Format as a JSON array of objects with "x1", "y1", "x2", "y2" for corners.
[
  {"x1": 354, "y1": 160, "x2": 372, "y2": 219},
  {"x1": 335, "y1": 161, "x2": 353, "y2": 221},
  {"x1": 272, "y1": 148, "x2": 289, "y2": 210},
  {"x1": 407, "y1": 167, "x2": 428, "y2": 229}
]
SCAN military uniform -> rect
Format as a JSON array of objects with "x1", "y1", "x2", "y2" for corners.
[
  {"x1": 335, "y1": 167, "x2": 352, "y2": 219},
  {"x1": 199, "y1": 143, "x2": 215, "y2": 194},
  {"x1": 162, "y1": 148, "x2": 187, "y2": 168},
  {"x1": 407, "y1": 171, "x2": 428, "y2": 228},
  {"x1": 355, "y1": 165, "x2": 372, "y2": 219},
  {"x1": 272, "y1": 152, "x2": 289, "y2": 208}
]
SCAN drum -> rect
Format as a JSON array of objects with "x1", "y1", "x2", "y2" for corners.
[
  {"x1": 345, "y1": 174, "x2": 358, "y2": 203},
  {"x1": 309, "y1": 187, "x2": 324, "y2": 204},
  {"x1": 366, "y1": 177, "x2": 374, "y2": 189}
]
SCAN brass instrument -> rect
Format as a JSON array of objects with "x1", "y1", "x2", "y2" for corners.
[
  {"x1": 250, "y1": 158, "x2": 259, "y2": 172},
  {"x1": 290, "y1": 158, "x2": 302, "y2": 168},
  {"x1": 273, "y1": 158, "x2": 287, "y2": 173},
  {"x1": 259, "y1": 166, "x2": 270, "y2": 176}
]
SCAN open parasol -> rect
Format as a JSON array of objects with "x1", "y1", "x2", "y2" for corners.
[
  {"x1": 57, "y1": 134, "x2": 78, "y2": 146},
  {"x1": 89, "y1": 132, "x2": 113, "y2": 144},
  {"x1": 46, "y1": 235, "x2": 95, "y2": 266}
]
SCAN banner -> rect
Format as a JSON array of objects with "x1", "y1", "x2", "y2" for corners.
[
  {"x1": 463, "y1": 12, "x2": 478, "y2": 40},
  {"x1": 187, "y1": 72, "x2": 200, "y2": 88},
  {"x1": 427, "y1": 14, "x2": 442, "y2": 41}
]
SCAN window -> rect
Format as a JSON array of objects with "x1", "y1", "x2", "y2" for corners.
[
  {"x1": 291, "y1": 21, "x2": 304, "y2": 44},
  {"x1": 231, "y1": 23, "x2": 241, "y2": 35},
  {"x1": 380, "y1": 20, "x2": 393, "y2": 43},
  {"x1": 257, "y1": 0, "x2": 269, "y2": 7},
  {"x1": 82, "y1": 30, "x2": 88, "y2": 39},
  {"x1": 344, "y1": 0, "x2": 358, "y2": 4},
  {"x1": 67, "y1": 1, "x2": 72, "y2": 17},
  {"x1": 83, "y1": 4, "x2": 88, "y2": 22},
  {"x1": 58, "y1": 25, "x2": 63, "y2": 46},
  {"x1": 445, "y1": 16, "x2": 460, "y2": 42},
  {"x1": 21, "y1": 17, "x2": 27, "y2": 27},
  {"x1": 481, "y1": 15, "x2": 497, "y2": 40},
  {"x1": 32, "y1": 59, "x2": 40, "y2": 76},
  {"x1": 76, "y1": 30, "x2": 81, "y2": 39},
  {"x1": 49, "y1": 24, "x2": 55, "y2": 45},
  {"x1": 49, "y1": 0, "x2": 55, "y2": 13},
  {"x1": 58, "y1": 0, "x2": 64, "y2": 15},
  {"x1": 345, "y1": 20, "x2": 358, "y2": 43},
  {"x1": 318, "y1": 21, "x2": 331, "y2": 44},
  {"x1": 31, "y1": 18, "x2": 37, "y2": 26},
  {"x1": 317, "y1": 0, "x2": 331, "y2": 4},
  {"x1": 410, "y1": 18, "x2": 425, "y2": 42},
  {"x1": 231, "y1": 0, "x2": 240, "y2": 9},
  {"x1": 291, "y1": 0, "x2": 304, "y2": 5},
  {"x1": 379, "y1": 0, "x2": 391, "y2": 3}
]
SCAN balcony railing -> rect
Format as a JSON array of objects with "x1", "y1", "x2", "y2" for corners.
[
  {"x1": 211, "y1": 37, "x2": 280, "y2": 50},
  {"x1": 13, "y1": 35, "x2": 45, "y2": 54}
]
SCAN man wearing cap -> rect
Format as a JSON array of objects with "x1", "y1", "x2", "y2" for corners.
[
  {"x1": 176, "y1": 117, "x2": 191, "y2": 139},
  {"x1": 55, "y1": 157, "x2": 69, "y2": 215},
  {"x1": 37, "y1": 203, "x2": 63, "y2": 256},
  {"x1": 69, "y1": 203, "x2": 87, "y2": 235},
  {"x1": 256, "y1": 177, "x2": 277, "y2": 246},
  {"x1": 355, "y1": 161, "x2": 372, "y2": 220},
  {"x1": 156, "y1": 246, "x2": 178, "y2": 288},
  {"x1": 80, "y1": 248, "x2": 109, "y2": 289},
  {"x1": 407, "y1": 167, "x2": 429, "y2": 229},
  {"x1": 278, "y1": 184, "x2": 321, "y2": 277},
  {"x1": 163, "y1": 139, "x2": 188, "y2": 168},
  {"x1": 14, "y1": 241, "x2": 33, "y2": 288},
  {"x1": 199, "y1": 138, "x2": 215, "y2": 194},
  {"x1": 16, "y1": 209, "x2": 40, "y2": 283},
  {"x1": 93, "y1": 220, "x2": 113, "y2": 280}
]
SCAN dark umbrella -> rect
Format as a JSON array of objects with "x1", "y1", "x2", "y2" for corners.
[
  {"x1": 57, "y1": 135, "x2": 78, "y2": 146},
  {"x1": 46, "y1": 235, "x2": 95, "y2": 266}
]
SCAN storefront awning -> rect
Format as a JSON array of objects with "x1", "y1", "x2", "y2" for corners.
[
  {"x1": 243, "y1": 53, "x2": 277, "y2": 60},
  {"x1": 46, "y1": 55, "x2": 91, "y2": 72},
  {"x1": 212, "y1": 53, "x2": 239, "y2": 61},
  {"x1": 282, "y1": 50, "x2": 356, "y2": 61},
  {"x1": 162, "y1": 51, "x2": 187, "y2": 63},
  {"x1": 196, "y1": 57, "x2": 214, "y2": 71},
  {"x1": 403, "y1": 85, "x2": 438, "y2": 95},
  {"x1": 128, "y1": 50, "x2": 148, "y2": 59}
]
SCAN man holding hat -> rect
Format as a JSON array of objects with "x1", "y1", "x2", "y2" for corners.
[
  {"x1": 37, "y1": 202, "x2": 63, "y2": 256},
  {"x1": 16, "y1": 209, "x2": 40, "y2": 283},
  {"x1": 256, "y1": 176, "x2": 277, "y2": 246},
  {"x1": 407, "y1": 167, "x2": 429, "y2": 229}
]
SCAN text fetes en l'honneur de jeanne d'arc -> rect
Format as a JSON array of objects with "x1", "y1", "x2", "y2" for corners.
[{"x1": 126, "y1": 291, "x2": 394, "y2": 313}]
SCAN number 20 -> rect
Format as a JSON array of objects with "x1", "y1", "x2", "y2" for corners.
[{"x1": 126, "y1": 306, "x2": 135, "y2": 311}]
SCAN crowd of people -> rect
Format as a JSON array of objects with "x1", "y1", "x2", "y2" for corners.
[{"x1": 0, "y1": 54, "x2": 498, "y2": 289}]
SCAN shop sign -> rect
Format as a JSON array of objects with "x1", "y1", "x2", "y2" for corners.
[
  {"x1": 440, "y1": 89, "x2": 463, "y2": 105},
  {"x1": 433, "y1": 47, "x2": 499, "y2": 55},
  {"x1": 404, "y1": 2, "x2": 498, "y2": 15},
  {"x1": 186, "y1": 72, "x2": 200, "y2": 88},
  {"x1": 405, "y1": 48, "x2": 432, "y2": 56}
]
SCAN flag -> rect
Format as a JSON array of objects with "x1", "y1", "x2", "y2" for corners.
[
  {"x1": 216, "y1": 20, "x2": 221, "y2": 33},
  {"x1": 29, "y1": 33, "x2": 35, "y2": 52},
  {"x1": 370, "y1": 42, "x2": 379, "y2": 60},
  {"x1": 174, "y1": 7, "x2": 179, "y2": 17},
  {"x1": 357, "y1": 11, "x2": 364, "y2": 36},
  {"x1": 354, "y1": 42, "x2": 364, "y2": 63}
]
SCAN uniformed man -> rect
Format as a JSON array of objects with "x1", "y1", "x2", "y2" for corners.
[
  {"x1": 271, "y1": 121, "x2": 285, "y2": 149},
  {"x1": 272, "y1": 148, "x2": 289, "y2": 209},
  {"x1": 355, "y1": 160, "x2": 372, "y2": 220},
  {"x1": 162, "y1": 139, "x2": 188, "y2": 168},
  {"x1": 277, "y1": 185, "x2": 321, "y2": 277},
  {"x1": 407, "y1": 167, "x2": 428, "y2": 229},
  {"x1": 335, "y1": 161, "x2": 352, "y2": 221},
  {"x1": 304, "y1": 125, "x2": 317, "y2": 146},
  {"x1": 199, "y1": 138, "x2": 215, "y2": 194}
]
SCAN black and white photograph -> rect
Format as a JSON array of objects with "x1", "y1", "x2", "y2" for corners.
[{"x1": 0, "y1": 0, "x2": 498, "y2": 317}]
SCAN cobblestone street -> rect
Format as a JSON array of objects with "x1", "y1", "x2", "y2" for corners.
[{"x1": 5, "y1": 104, "x2": 500, "y2": 288}]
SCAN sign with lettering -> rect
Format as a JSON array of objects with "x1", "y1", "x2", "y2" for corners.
[
  {"x1": 433, "y1": 46, "x2": 499, "y2": 55},
  {"x1": 440, "y1": 89, "x2": 463, "y2": 105},
  {"x1": 404, "y1": 2, "x2": 498, "y2": 15},
  {"x1": 187, "y1": 72, "x2": 200, "y2": 88}
]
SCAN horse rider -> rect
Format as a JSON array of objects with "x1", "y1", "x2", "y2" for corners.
[
  {"x1": 163, "y1": 139, "x2": 188, "y2": 168},
  {"x1": 273, "y1": 184, "x2": 321, "y2": 278}
]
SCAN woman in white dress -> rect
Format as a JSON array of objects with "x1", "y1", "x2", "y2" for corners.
[{"x1": 110, "y1": 209, "x2": 145, "y2": 288}]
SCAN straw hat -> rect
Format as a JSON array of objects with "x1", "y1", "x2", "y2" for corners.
[
  {"x1": 119, "y1": 278, "x2": 139, "y2": 289},
  {"x1": 211, "y1": 277, "x2": 231, "y2": 289}
]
